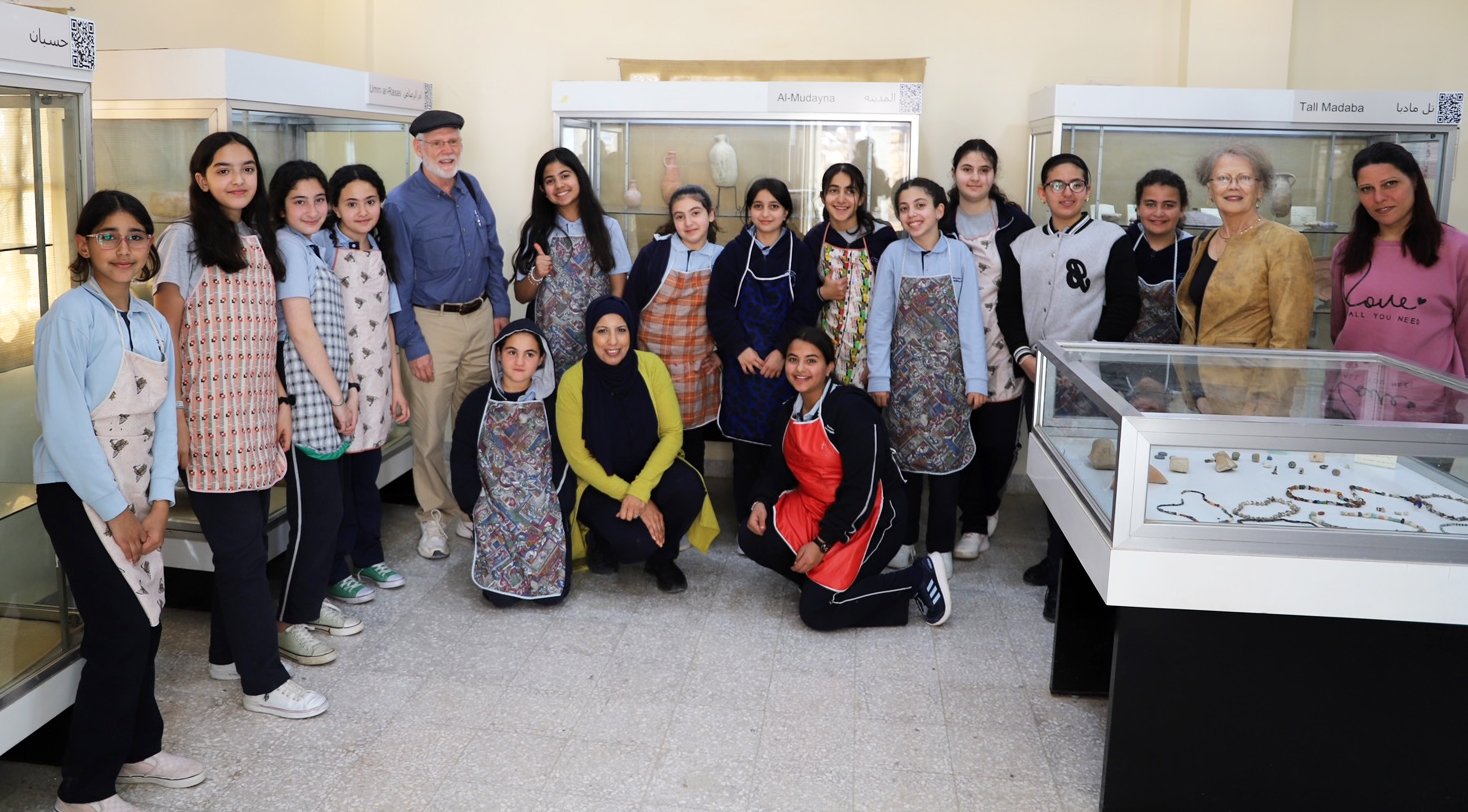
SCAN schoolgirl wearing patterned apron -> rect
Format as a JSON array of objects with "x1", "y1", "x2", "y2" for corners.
[
  {"x1": 326, "y1": 226, "x2": 406, "y2": 596},
  {"x1": 35, "y1": 268, "x2": 202, "y2": 806},
  {"x1": 630, "y1": 233, "x2": 724, "y2": 472},
  {"x1": 528, "y1": 214, "x2": 632, "y2": 379},
  {"x1": 806, "y1": 221, "x2": 898, "y2": 388}
]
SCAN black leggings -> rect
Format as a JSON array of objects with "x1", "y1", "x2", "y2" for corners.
[
  {"x1": 903, "y1": 471, "x2": 960, "y2": 554},
  {"x1": 578, "y1": 457, "x2": 706, "y2": 564},
  {"x1": 730, "y1": 440, "x2": 769, "y2": 524},
  {"x1": 281, "y1": 448, "x2": 344, "y2": 623},
  {"x1": 738, "y1": 486, "x2": 915, "y2": 631},
  {"x1": 37, "y1": 483, "x2": 165, "y2": 804},
  {"x1": 958, "y1": 397, "x2": 1024, "y2": 533},
  {"x1": 333, "y1": 449, "x2": 386, "y2": 583}
]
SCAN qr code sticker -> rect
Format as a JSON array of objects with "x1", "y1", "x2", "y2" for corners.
[
  {"x1": 423, "y1": 83, "x2": 434, "y2": 112},
  {"x1": 1438, "y1": 92, "x2": 1463, "y2": 126},
  {"x1": 900, "y1": 83, "x2": 923, "y2": 114},
  {"x1": 70, "y1": 18, "x2": 96, "y2": 71}
]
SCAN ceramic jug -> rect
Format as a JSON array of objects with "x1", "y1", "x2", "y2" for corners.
[
  {"x1": 661, "y1": 151, "x2": 681, "y2": 202},
  {"x1": 709, "y1": 135, "x2": 739, "y2": 188},
  {"x1": 623, "y1": 180, "x2": 643, "y2": 209},
  {"x1": 1271, "y1": 173, "x2": 1297, "y2": 218}
]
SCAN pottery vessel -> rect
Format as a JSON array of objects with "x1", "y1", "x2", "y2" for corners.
[
  {"x1": 661, "y1": 151, "x2": 681, "y2": 202},
  {"x1": 623, "y1": 180, "x2": 643, "y2": 209},
  {"x1": 709, "y1": 134, "x2": 739, "y2": 188},
  {"x1": 1271, "y1": 172, "x2": 1297, "y2": 218}
]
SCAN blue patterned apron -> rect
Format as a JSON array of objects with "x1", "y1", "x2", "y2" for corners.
[
  {"x1": 471, "y1": 396, "x2": 567, "y2": 600},
  {"x1": 885, "y1": 274, "x2": 976, "y2": 474},
  {"x1": 718, "y1": 233, "x2": 796, "y2": 445}
]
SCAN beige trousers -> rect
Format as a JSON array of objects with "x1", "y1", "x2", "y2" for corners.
[{"x1": 404, "y1": 305, "x2": 494, "y2": 519}]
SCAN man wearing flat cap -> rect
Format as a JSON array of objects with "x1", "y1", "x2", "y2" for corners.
[{"x1": 386, "y1": 109, "x2": 510, "y2": 560}]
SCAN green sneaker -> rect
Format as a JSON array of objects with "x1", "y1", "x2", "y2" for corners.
[
  {"x1": 327, "y1": 575, "x2": 376, "y2": 604},
  {"x1": 357, "y1": 562, "x2": 405, "y2": 589}
]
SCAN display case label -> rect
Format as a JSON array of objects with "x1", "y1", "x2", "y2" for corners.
[
  {"x1": 1, "y1": 6, "x2": 96, "y2": 72},
  {"x1": 367, "y1": 73, "x2": 431, "y2": 111},
  {"x1": 1291, "y1": 91, "x2": 1463, "y2": 127},
  {"x1": 767, "y1": 82, "x2": 922, "y2": 115}
]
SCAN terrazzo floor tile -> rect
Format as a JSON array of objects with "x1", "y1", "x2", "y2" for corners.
[{"x1": 1, "y1": 490, "x2": 1116, "y2": 812}]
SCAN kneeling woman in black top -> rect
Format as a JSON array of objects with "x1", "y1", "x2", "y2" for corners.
[{"x1": 740, "y1": 327, "x2": 952, "y2": 630}]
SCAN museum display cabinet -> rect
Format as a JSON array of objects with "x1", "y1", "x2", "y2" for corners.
[
  {"x1": 0, "y1": 4, "x2": 94, "y2": 753},
  {"x1": 1029, "y1": 339, "x2": 1468, "y2": 811},
  {"x1": 552, "y1": 81, "x2": 922, "y2": 253},
  {"x1": 92, "y1": 49, "x2": 426, "y2": 225},
  {"x1": 1027, "y1": 85, "x2": 1463, "y2": 349}
]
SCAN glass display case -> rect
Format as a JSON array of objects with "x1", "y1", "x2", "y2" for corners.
[
  {"x1": 1033, "y1": 339, "x2": 1468, "y2": 547},
  {"x1": 553, "y1": 81, "x2": 921, "y2": 251},
  {"x1": 1028, "y1": 86, "x2": 1462, "y2": 348},
  {"x1": 0, "y1": 4, "x2": 92, "y2": 747},
  {"x1": 93, "y1": 49, "x2": 424, "y2": 224}
]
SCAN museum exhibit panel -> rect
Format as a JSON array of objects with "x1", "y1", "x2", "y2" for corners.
[
  {"x1": 551, "y1": 81, "x2": 921, "y2": 252},
  {"x1": 1027, "y1": 85, "x2": 1462, "y2": 348},
  {"x1": 1029, "y1": 338, "x2": 1468, "y2": 810}
]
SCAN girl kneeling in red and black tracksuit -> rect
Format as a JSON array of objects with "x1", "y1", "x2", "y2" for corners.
[{"x1": 739, "y1": 326, "x2": 952, "y2": 631}]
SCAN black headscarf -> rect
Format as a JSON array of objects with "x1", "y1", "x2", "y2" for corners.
[{"x1": 579, "y1": 295, "x2": 659, "y2": 479}]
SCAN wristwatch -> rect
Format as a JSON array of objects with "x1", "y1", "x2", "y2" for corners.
[{"x1": 813, "y1": 537, "x2": 832, "y2": 554}]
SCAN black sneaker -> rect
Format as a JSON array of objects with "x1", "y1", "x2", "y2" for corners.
[
  {"x1": 912, "y1": 551, "x2": 952, "y2": 626},
  {"x1": 587, "y1": 534, "x2": 618, "y2": 575},
  {"x1": 645, "y1": 557, "x2": 687, "y2": 594},
  {"x1": 1022, "y1": 557, "x2": 1049, "y2": 587},
  {"x1": 1042, "y1": 586, "x2": 1057, "y2": 623}
]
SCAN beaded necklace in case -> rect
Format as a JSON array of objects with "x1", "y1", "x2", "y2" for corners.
[
  {"x1": 1349, "y1": 486, "x2": 1468, "y2": 521},
  {"x1": 1156, "y1": 489, "x2": 1233, "y2": 523},
  {"x1": 1312, "y1": 510, "x2": 1427, "y2": 533},
  {"x1": 1285, "y1": 485, "x2": 1365, "y2": 508},
  {"x1": 1233, "y1": 496, "x2": 1302, "y2": 523}
]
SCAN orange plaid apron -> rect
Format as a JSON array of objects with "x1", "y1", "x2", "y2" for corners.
[{"x1": 638, "y1": 265, "x2": 721, "y2": 428}]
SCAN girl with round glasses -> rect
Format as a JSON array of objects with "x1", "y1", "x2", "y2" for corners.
[{"x1": 997, "y1": 153, "x2": 1139, "y2": 620}]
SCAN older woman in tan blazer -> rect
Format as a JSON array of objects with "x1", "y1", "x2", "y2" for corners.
[{"x1": 1177, "y1": 143, "x2": 1314, "y2": 414}]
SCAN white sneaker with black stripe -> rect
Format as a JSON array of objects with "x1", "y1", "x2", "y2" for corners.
[{"x1": 913, "y1": 551, "x2": 952, "y2": 626}]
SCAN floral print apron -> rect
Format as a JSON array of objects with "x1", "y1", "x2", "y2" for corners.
[
  {"x1": 332, "y1": 242, "x2": 393, "y2": 451},
  {"x1": 885, "y1": 275, "x2": 976, "y2": 474},
  {"x1": 83, "y1": 297, "x2": 169, "y2": 625},
  {"x1": 639, "y1": 263, "x2": 720, "y2": 428},
  {"x1": 471, "y1": 397, "x2": 567, "y2": 600},
  {"x1": 538, "y1": 234, "x2": 610, "y2": 379},
  {"x1": 816, "y1": 225, "x2": 876, "y2": 388},
  {"x1": 179, "y1": 235, "x2": 287, "y2": 492}
]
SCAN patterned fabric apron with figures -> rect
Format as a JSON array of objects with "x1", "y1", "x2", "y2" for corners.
[
  {"x1": 538, "y1": 233, "x2": 611, "y2": 379},
  {"x1": 331, "y1": 242, "x2": 393, "y2": 450},
  {"x1": 180, "y1": 235, "x2": 287, "y2": 492},
  {"x1": 472, "y1": 397, "x2": 566, "y2": 600},
  {"x1": 956, "y1": 226, "x2": 1022, "y2": 402},
  {"x1": 83, "y1": 295, "x2": 169, "y2": 625},
  {"x1": 718, "y1": 235, "x2": 796, "y2": 446},
  {"x1": 1127, "y1": 277, "x2": 1181, "y2": 345},
  {"x1": 771, "y1": 391, "x2": 885, "y2": 593},
  {"x1": 639, "y1": 261, "x2": 720, "y2": 429},
  {"x1": 885, "y1": 274, "x2": 976, "y2": 475},
  {"x1": 816, "y1": 225, "x2": 876, "y2": 388},
  {"x1": 282, "y1": 252, "x2": 353, "y2": 458}
]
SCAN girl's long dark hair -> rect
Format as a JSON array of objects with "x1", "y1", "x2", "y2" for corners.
[
  {"x1": 70, "y1": 190, "x2": 162, "y2": 284},
  {"x1": 187, "y1": 131, "x2": 284, "y2": 281},
  {"x1": 511, "y1": 148, "x2": 616, "y2": 275},
  {"x1": 1339, "y1": 142, "x2": 1442, "y2": 276},
  {"x1": 267, "y1": 160, "x2": 329, "y2": 232},
  {"x1": 941, "y1": 139, "x2": 1012, "y2": 234},
  {"x1": 818, "y1": 163, "x2": 879, "y2": 237},
  {"x1": 654, "y1": 184, "x2": 720, "y2": 243},
  {"x1": 325, "y1": 163, "x2": 400, "y2": 282}
]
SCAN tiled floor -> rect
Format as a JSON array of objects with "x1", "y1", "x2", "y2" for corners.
[{"x1": 0, "y1": 485, "x2": 1107, "y2": 812}]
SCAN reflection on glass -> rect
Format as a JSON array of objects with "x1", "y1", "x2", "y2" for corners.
[
  {"x1": 231, "y1": 109, "x2": 411, "y2": 189},
  {"x1": 96, "y1": 118, "x2": 211, "y2": 224}
]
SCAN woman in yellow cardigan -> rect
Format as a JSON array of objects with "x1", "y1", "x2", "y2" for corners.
[
  {"x1": 1178, "y1": 143, "x2": 1314, "y2": 414},
  {"x1": 557, "y1": 295, "x2": 719, "y2": 592}
]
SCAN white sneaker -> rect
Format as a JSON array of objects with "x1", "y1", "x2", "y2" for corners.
[
  {"x1": 209, "y1": 659, "x2": 294, "y2": 681},
  {"x1": 940, "y1": 551, "x2": 954, "y2": 579},
  {"x1": 987, "y1": 513, "x2": 999, "y2": 536},
  {"x1": 454, "y1": 516, "x2": 473, "y2": 539},
  {"x1": 885, "y1": 544, "x2": 916, "y2": 570},
  {"x1": 117, "y1": 751, "x2": 206, "y2": 788},
  {"x1": 55, "y1": 795, "x2": 141, "y2": 811},
  {"x1": 954, "y1": 533, "x2": 983, "y2": 560},
  {"x1": 278, "y1": 624, "x2": 337, "y2": 665},
  {"x1": 417, "y1": 509, "x2": 449, "y2": 559},
  {"x1": 242, "y1": 678, "x2": 329, "y2": 719},
  {"x1": 305, "y1": 600, "x2": 363, "y2": 637}
]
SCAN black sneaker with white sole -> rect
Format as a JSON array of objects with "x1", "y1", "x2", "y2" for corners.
[{"x1": 913, "y1": 551, "x2": 952, "y2": 626}]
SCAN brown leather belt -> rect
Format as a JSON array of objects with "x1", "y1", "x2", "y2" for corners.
[{"x1": 436, "y1": 295, "x2": 486, "y2": 314}]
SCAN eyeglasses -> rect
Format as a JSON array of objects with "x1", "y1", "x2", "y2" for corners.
[
  {"x1": 1043, "y1": 180, "x2": 1088, "y2": 193},
  {"x1": 1208, "y1": 174, "x2": 1256, "y2": 188},
  {"x1": 86, "y1": 232, "x2": 152, "y2": 249},
  {"x1": 418, "y1": 137, "x2": 461, "y2": 150}
]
